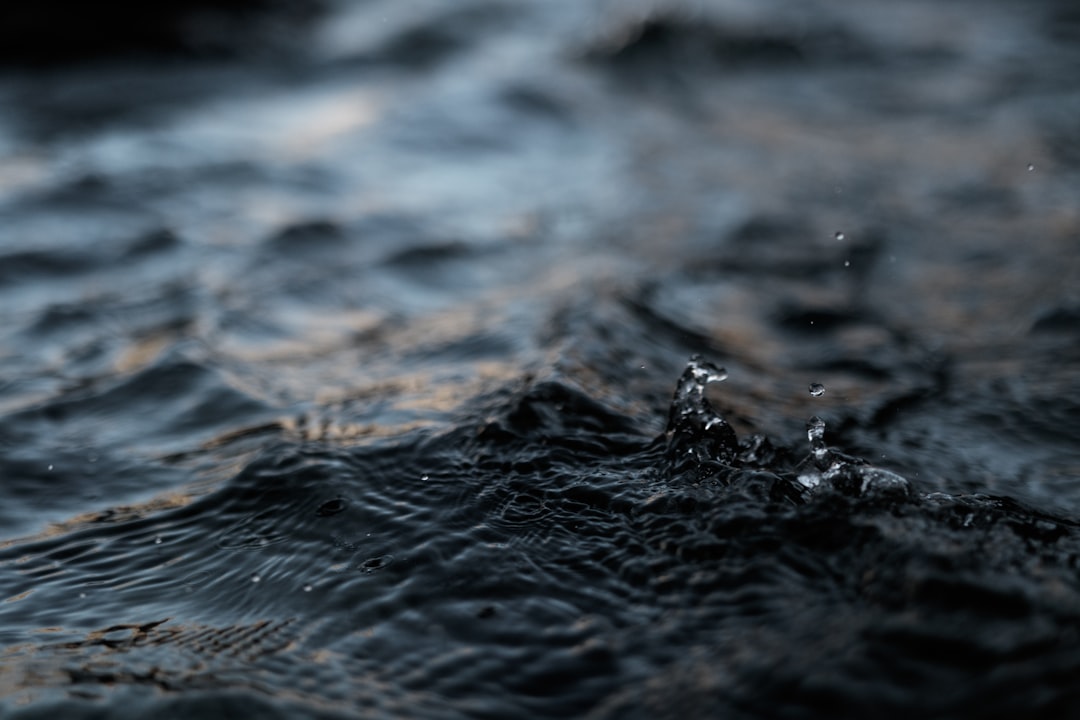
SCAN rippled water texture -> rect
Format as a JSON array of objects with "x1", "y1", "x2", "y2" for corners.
[{"x1": 1, "y1": 0, "x2": 1079, "y2": 717}]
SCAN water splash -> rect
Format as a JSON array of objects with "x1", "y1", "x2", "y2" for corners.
[
  {"x1": 666, "y1": 355, "x2": 737, "y2": 465},
  {"x1": 806, "y1": 416, "x2": 831, "y2": 469},
  {"x1": 673, "y1": 355, "x2": 727, "y2": 405},
  {"x1": 663, "y1": 361, "x2": 912, "y2": 499},
  {"x1": 797, "y1": 415, "x2": 911, "y2": 499},
  {"x1": 668, "y1": 355, "x2": 727, "y2": 423}
]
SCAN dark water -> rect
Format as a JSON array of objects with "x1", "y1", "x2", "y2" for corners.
[{"x1": 1, "y1": 0, "x2": 1079, "y2": 717}]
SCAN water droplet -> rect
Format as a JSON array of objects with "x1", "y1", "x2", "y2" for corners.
[
  {"x1": 154, "y1": 535, "x2": 162, "y2": 545},
  {"x1": 843, "y1": 260, "x2": 850, "y2": 268},
  {"x1": 834, "y1": 231, "x2": 845, "y2": 241},
  {"x1": 47, "y1": 465, "x2": 53, "y2": 471},
  {"x1": 809, "y1": 383, "x2": 825, "y2": 397},
  {"x1": 1027, "y1": 163, "x2": 1035, "y2": 172},
  {"x1": 421, "y1": 474, "x2": 429, "y2": 481},
  {"x1": 303, "y1": 583, "x2": 313, "y2": 592},
  {"x1": 79, "y1": 592, "x2": 86, "y2": 599},
  {"x1": 251, "y1": 573, "x2": 261, "y2": 583}
]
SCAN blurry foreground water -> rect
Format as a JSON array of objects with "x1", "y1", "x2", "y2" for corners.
[{"x1": 0, "y1": 0, "x2": 1079, "y2": 717}]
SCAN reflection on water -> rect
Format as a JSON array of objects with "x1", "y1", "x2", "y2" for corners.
[{"x1": 0, "y1": 0, "x2": 1079, "y2": 717}]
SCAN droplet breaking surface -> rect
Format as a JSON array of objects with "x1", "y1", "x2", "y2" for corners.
[{"x1": 792, "y1": 412, "x2": 912, "y2": 500}]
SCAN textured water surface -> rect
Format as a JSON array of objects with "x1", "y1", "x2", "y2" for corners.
[{"x1": 1, "y1": 0, "x2": 1079, "y2": 717}]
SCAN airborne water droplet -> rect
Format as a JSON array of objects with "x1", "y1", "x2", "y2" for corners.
[
  {"x1": 843, "y1": 260, "x2": 850, "y2": 267},
  {"x1": 251, "y1": 573, "x2": 261, "y2": 583},
  {"x1": 47, "y1": 465, "x2": 53, "y2": 471},
  {"x1": 303, "y1": 583, "x2": 313, "y2": 592},
  {"x1": 834, "y1": 231, "x2": 845, "y2": 241},
  {"x1": 809, "y1": 383, "x2": 825, "y2": 397},
  {"x1": 154, "y1": 535, "x2": 163, "y2": 545},
  {"x1": 1027, "y1": 163, "x2": 1035, "y2": 172}
]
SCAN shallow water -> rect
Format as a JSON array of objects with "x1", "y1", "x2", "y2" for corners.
[{"x1": 1, "y1": 0, "x2": 1079, "y2": 717}]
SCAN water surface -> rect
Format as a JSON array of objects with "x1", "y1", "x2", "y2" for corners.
[{"x1": 1, "y1": 0, "x2": 1079, "y2": 717}]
